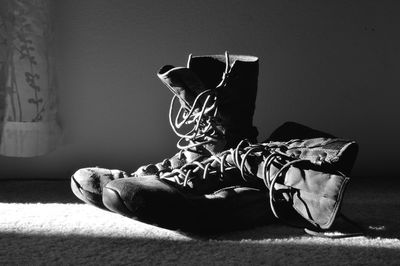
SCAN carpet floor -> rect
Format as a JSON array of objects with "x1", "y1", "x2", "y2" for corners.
[{"x1": 0, "y1": 177, "x2": 399, "y2": 265}]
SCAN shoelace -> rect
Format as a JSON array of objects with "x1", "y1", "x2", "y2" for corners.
[
  {"x1": 161, "y1": 139, "x2": 363, "y2": 238},
  {"x1": 232, "y1": 141, "x2": 312, "y2": 220},
  {"x1": 133, "y1": 52, "x2": 231, "y2": 175},
  {"x1": 169, "y1": 89, "x2": 218, "y2": 151},
  {"x1": 159, "y1": 140, "x2": 281, "y2": 193},
  {"x1": 160, "y1": 141, "x2": 241, "y2": 187},
  {"x1": 254, "y1": 143, "x2": 364, "y2": 238},
  {"x1": 168, "y1": 51, "x2": 231, "y2": 155}
]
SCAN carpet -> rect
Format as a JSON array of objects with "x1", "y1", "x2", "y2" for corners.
[{"x1": 0, "y1": 178, "x2": 399, "y2": 265}]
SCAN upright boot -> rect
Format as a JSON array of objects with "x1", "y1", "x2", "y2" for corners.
[
  {"x1": 103, "y1": 136, "x2": 358, "y2": 231},
  {"x1": 134, "y1": 52, "x2": 259, "y2": 175},
  {"x1": 71, "y1": 52, "x2": 259, "y2": 209}
]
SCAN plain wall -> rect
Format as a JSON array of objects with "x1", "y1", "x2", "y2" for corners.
[{"x1": 0, "y1": 0, "x2": 399, "y2": 179}]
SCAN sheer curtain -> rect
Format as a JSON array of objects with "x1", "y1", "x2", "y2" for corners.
[{"x1": 0, "y1": 0, "x2": 61, "y2": 157}]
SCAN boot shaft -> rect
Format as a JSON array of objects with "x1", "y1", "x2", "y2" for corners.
[
  {"x1": 250, "y1": 137, "x2": 358, "y2": 229},
  {"x1": 159, "y1": 136, "x2": 358, "y2": 230},
  {"x1": 189, "y1": 54, "x2": 259, "y2": 145},
  {"x1": 262, "y1": 137, "x2": 358, "y2": 175},
  {"x1": 158, "y1": 53, "x2": 259, "y2": 147}
]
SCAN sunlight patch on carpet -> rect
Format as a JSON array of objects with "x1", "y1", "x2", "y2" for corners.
[
  {"x1": 0, "y1": 203, "x2": 190, "y2": 240},
  {"x1": 0, "y1": 202, "x2": 400, "y2": 250}
]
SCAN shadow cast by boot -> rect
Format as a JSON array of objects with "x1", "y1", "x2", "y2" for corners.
[{"x1": 1, "y1": 232, "x2": 399, "y2": 265}]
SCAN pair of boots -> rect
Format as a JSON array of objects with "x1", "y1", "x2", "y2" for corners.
[{"x1": 71, "y1": 52, "x2": 358, "y2": 233}]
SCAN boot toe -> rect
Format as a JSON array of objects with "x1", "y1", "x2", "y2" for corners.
[
  {"x1": 71, "y1": 167, "x2": 127, "y2": 208},
  {"x1": 102, "y1": 178, "x2": 146, "y2": 217},
  {"x1": 102, "y1": 176, "x2": 187, "y2": 227}
]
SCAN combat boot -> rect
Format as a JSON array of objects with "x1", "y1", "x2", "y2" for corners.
[
  {"x1": 71, "y1": 52, "x2": 259, "y2": 209},
  {"x1": 103, "y1": 137, "x2": 358, "y2": 231}
]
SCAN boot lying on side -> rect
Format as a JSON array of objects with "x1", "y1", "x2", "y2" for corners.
[
  {"x1": 102, "y1": 136, "x2": 358, "y2": 232},
  {"x1": 71, "y1": 52, "x2": 259, "y2": 209}
]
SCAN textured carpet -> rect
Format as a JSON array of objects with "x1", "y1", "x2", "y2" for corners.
[{"x1": 0, "y1": 178, "x2": 399, "y2": 265}]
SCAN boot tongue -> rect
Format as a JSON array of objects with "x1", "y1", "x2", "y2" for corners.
[{"x1": 157, "y1": 65, "x2": 208, "y2": 108}]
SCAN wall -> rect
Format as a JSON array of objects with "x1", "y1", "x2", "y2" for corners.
[{"x1": 0, "y1": 0, "x2": 399, "y2": 179}]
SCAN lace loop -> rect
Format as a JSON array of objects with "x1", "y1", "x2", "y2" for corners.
[
  {"x1": 160, "y1": 136, "x2": 355, "y2": 235},
  {"x1": 159, "y1": 139, "x2": 259, "y2": 188},
  {"x1": 168, "y1": 52, "x2": 232, "y2": 154}
]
